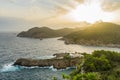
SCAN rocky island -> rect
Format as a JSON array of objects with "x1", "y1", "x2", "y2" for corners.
[
  {"x1": 17, "y1": 27, "x2": 77, "y2": 39},
  {"x1": 14, "y1": 53, "x2": 82, "y2": 69}
]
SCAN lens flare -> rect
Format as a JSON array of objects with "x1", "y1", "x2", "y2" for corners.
[{"x1": 65, "y1": 0, "x2": 115, "y2": 23}]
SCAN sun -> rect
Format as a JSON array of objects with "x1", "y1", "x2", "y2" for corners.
[{"x1": 65, "y1": 0, "x2": 114, "y2": 23}]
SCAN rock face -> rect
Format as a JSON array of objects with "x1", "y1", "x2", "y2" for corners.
[{"x1": 14, "y1": 55, "x2": 81, "y2": 69}]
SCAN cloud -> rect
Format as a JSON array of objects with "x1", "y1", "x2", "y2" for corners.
[
  {"x1": 102, "y1": 0, "x2": 120, "y2": 12},
  {"x1": 9, "y1": 0, "x2": 16, "y2": 2},
  {"x1": 75, "y1": 0, "x2": 85, "y2": 4}
]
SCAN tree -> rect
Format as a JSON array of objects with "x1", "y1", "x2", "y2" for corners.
[
  {"x1": 73, "y1": 72, "x2": 101, "y2": 80},
  {"x1": 52, "y1": 77, "x2": 57, "y2": 80},
  {"x1": 62, "y1": 73, "x2": 70, "y2": 80}
]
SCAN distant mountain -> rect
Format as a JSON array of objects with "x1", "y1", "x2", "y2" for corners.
[
  {"x1": 55, "y1": 28, "x2": 76, "y2": 36},
  {"x1": 63, "y1": 22, "x2": 120, "y2": 47},
  {"x1": 17, "y1": 27, "x2": 77, "y2": 38}
]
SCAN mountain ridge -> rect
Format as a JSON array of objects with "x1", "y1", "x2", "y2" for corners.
[
  {"x1": 17, "y1": 27, "x2": 78, "y2": 38},
  {"x1": 63, "y1": 22, "x2": 120, "y2": 47}
]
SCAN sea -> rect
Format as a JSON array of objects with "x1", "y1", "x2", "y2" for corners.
[{"x1": 0, "y1": 32, "x2": 120, "y2": 80}]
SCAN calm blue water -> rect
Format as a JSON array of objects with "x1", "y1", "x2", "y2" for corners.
[{"x1": 0, "y1": 32, "x2": 120, "y2": 80}]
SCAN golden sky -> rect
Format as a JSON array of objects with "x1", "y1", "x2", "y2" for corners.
[{"x1": 0, "y1": 0, "x2": 120, "y2": 31}]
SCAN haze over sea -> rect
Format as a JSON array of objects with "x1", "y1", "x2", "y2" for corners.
[{"x1": 0, "y1": 32, "x2": 120, "y2": 80}]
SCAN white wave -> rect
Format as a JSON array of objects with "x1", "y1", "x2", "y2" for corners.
[
  {"x1": 20, "y1": 66, "x2": 49, "y2": 69},
  {"x1": 0, "y1": 63, "x2": 76, "y2": 72},
  {"x1": 49, "y1": 66, "x2": 57, "y2": 71},
  {"x1": 19, "y1": 65, "x2": 58, "y2": 71},
  {"x1": 49, "y1": 66, "x2": 76, "y2": 71},
  {"x1": 0, "y1": 63, "x2": 21, "y2": 72},
  {"x1": 15, "y1": 65, "x2": 75, "y2": 71}
]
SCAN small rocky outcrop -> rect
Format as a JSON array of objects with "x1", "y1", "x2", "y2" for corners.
[{"x1": 14, "y1": 53, "x2": 81, "y2": 69}]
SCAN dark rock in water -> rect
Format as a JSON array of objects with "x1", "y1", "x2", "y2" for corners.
[
  {"x1": 40, "y1": 38, "x2": 43, "y2": 40},
  {"x1": 14, "y1": 56, "x2": 81, "y2": 69}
]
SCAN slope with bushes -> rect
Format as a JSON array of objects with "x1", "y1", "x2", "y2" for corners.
[
  {"x1": 63, "y1": 22, "x2": 120, "y2": 47},
  {"x1": 60, "y1": 50, "x2": 120, "y2": 80}
]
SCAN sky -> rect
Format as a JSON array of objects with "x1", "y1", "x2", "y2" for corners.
[{"x1": 0, "y1": 0, "x2": 120, "y2": 32}]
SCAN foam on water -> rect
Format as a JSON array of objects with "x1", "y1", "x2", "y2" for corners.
[
  {"x1": 0, "y1": 63, "x2": 76, "y2": 72},
  {"x1": 49, "y1": 66, "x2": 57, "y2": 71},
  {"x1": 0, "y1": 63, "x2": 21, "y2": 72},
  {"x1": 21, "y1": 65, "x2": 62, "y2": 71}
]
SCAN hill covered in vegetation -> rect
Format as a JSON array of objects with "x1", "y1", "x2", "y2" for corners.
[
  {"x1": 17, "y1": 27, "x2": 78, "y2": 39},
  {"x1": 63, "y1": 22, "x2": 120, "y2": 47},
  {"x1": 53, "y1": 50, "x2": 120, "y2": 80},
  {"x1": 71, "y1": 50, "x2": 120, "y2": 80}
]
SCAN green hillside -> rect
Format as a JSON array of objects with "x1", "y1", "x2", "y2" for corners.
[
  {"x1": 63, "y1": 22, "x2": 120, "y2": 47},
  {"x1": 17, "y1": 27, "x2": 77, "y2": 38},
  {"x1": 65, "y1": 50, "x2": 120, "y2": 80}
]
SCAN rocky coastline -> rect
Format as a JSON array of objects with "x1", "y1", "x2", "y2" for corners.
[
  {"x1": 61, "y1": 38, "x2": 120, "y2": 48},
  {"x1": 59, "y1": 22, "x2": 120, "y2": 48},
  {"x1": 14, "y1": 53, "x2": 81, "y2": 69}
]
